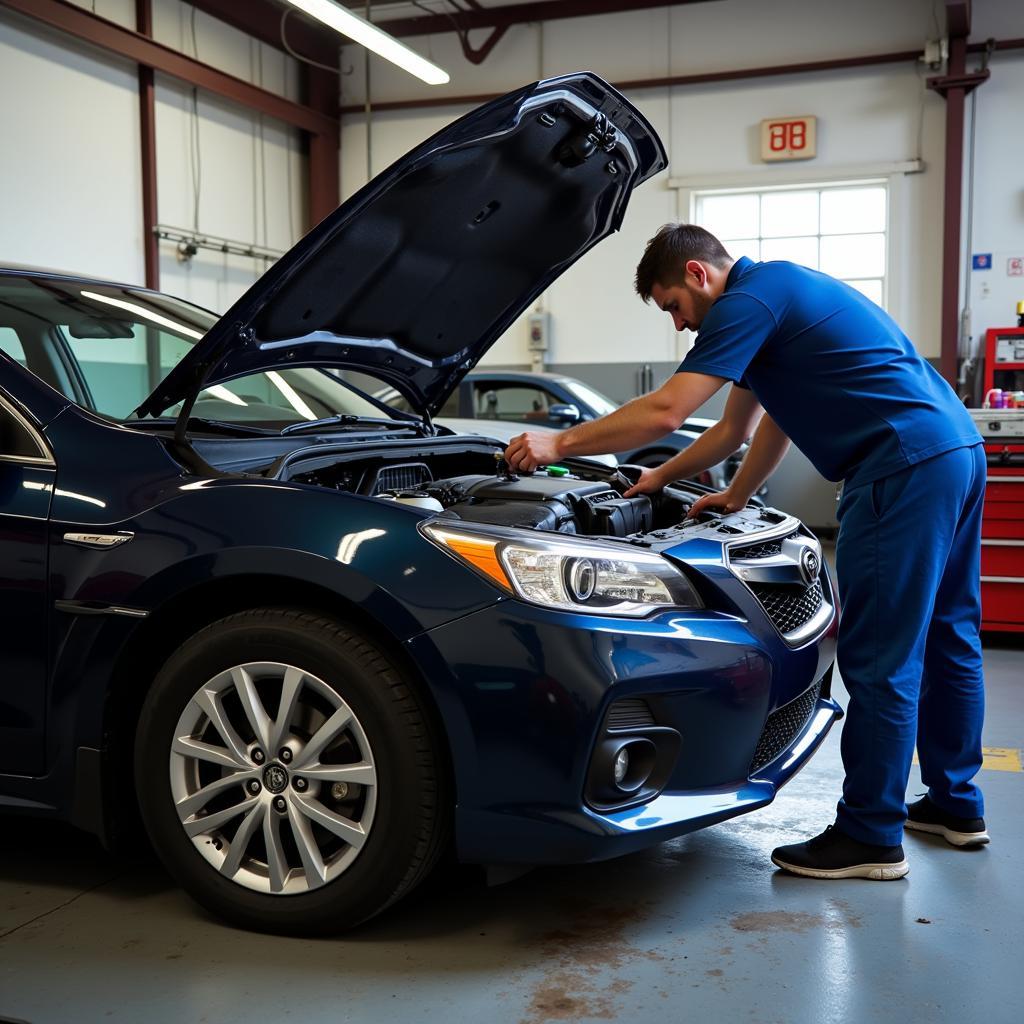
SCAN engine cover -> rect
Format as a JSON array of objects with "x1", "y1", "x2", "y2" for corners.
[{"x1": 423, "y1": 472, "x2": 653, "y2": 537}]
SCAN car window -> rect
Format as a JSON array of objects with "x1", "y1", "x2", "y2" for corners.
[
  {"x1": 563, "y1": 380, "x2": 618, "y2": 416},
  {"x1": 0, "y1": 276, "x2": 395, "y2": 427},
  {"x1": 473, "y1": 383, "x2": 554, "y2": 421},
  {"x1": 353, "y1": 372, "x2": 452, "y2": 419},
  {"x1": 0, "y1": 396, "x2": 47, "y2": 461},
  {"x1": 0, "y1": 328, "x2": 27, "y2": 367}
]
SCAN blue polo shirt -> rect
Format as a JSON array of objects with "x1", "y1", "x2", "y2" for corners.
[{"x1": 677, "y1": 257, "x2": 980, "y2": 487}]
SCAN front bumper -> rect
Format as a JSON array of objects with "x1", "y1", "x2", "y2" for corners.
[{"x1": 408, "y1": 588, "x2": 839, "y2": 866}]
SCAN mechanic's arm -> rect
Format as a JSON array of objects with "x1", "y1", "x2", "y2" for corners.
[
  {"x1": 690, "y1": 414, "x2": 791, "y2": 515},
  {"x1": 623, "y1": 385, "x2": 764, "y2": 496},
  {"x1": 504, "y1": 372, "x2": 728, "y2": 472}
]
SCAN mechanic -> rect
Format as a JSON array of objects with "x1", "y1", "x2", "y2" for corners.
[{"x1": 504, "y1": 223, "x2": 989, "y2": 880}]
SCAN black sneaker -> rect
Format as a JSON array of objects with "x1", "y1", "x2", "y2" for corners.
[
  {"x1": 905, "y1": 794, "x2": 990, "y2": 847},
  {"x1": 771, "y1": 825, "x2": 909, "y2": 880}
]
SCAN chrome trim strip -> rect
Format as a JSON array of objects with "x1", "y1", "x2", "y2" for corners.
[
  {"x1": 980, "y1": 576, "x2": 1024, "y2": 584},
  {"x1": 55, "y1": 600, "x2": 149, "y2": 618},
  {"x1": 981, "y1": 539, "x2": 1024, "y2": 546},
  {"x1": 0, "y1": 392, "x2": 54, "y2": 465},
  {"x1": 63, "y1": 532, "x2": 134, "y2": 548},
  {"x1": 986, "y1": 476, "x2": 1024, "y2": 483}
]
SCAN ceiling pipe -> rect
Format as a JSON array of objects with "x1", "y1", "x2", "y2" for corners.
[{"x1": 372, "y1": 0, "x2": 722, "y2": 39}]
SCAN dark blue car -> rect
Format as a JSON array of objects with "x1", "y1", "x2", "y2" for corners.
[{"x1": 0, "y1": 74, "x2": 840, "y2": 934}]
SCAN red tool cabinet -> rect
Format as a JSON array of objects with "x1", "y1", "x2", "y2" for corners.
[{"x1": 973, "y1": 410, "x2": 1024, "y2": 633}]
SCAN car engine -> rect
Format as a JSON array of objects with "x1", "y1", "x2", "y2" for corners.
[{"x1": 278, "y1": 440, "x2": 705, "y2": 539}]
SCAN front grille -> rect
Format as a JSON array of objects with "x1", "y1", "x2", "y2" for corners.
[
  {"x1": 605, "y1": 698, "x2": 656, "y2": 731},
  {"x1": 749, "y1": 580, "x2": 824, "y2": 635},
  {"x1": 730, "y1": 531, "x2": 800, "y2": 561},
  {"x1": 749, "y1": 680, "x2": 822, "y2": 774}
]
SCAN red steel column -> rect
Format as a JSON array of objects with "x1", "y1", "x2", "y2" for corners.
[
  {"x1": 307, "y1": 66, "x2": 340, "y2": 229},
  {"x1": 927, "y1": 1, "x2": 989, "y2": 384},
  {"x1": 136, "y1": 0, "x2": 159, "y2": 289}
]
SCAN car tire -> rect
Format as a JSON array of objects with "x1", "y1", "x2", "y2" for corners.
[{"x1": 134, "y1": 608, "x2": 448, "y2": 935}]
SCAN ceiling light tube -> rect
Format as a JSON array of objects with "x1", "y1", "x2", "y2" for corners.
[{"x1": 284, "y1": 0, "x2": 450, "y2": 85}]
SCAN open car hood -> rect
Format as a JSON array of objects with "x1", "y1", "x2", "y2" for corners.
[{"x1": 137, "y1": 73, "x2": 666, "y2": 421}]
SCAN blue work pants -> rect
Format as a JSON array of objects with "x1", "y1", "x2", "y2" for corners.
[{"x1": 833, "y1": 442, "x2": 986, "y2": 846}]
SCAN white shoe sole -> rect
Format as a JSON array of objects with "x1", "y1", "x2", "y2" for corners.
[
  {"x1": 904, "y1": 819, "x2": 990, "y2": 847},
  {"x1": 771, "y1": 855, "x2": 909, "y2": 880}
]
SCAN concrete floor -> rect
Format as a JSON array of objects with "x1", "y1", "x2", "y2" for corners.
[{"x1": 1, "y1": 643, "x2": 1021, "y2": 1024}]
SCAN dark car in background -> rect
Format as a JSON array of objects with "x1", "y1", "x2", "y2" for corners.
[
  {"x1": 0, "y1": 74, "x2": 839, "y2": 935},
  {"x1": 377, "y1": 370, "x2": 753, "y2": 492}
]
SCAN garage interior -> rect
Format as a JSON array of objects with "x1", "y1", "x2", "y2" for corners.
[{"x1": 0, "y1": 1, "x2": 1022, "y2": 1022}]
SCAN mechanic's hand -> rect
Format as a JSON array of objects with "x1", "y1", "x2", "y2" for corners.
[
  {"x1": 504, "y1": 431, "x2": 562, "y2": 473},
  {"x1": 687, "y1": 487, "x2": 749, "y2": 518},
  {"x1": 623, "y1": 467, "x2": 666, "y2": 498}
]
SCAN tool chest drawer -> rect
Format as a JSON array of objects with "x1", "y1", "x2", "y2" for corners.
[
  {"x1": 982, "y1": 445, "x2": 1024, "y2": 631},
  {"x1": 979, "y1": 581, "x2": 1024, "y2": 633},
  {"x1": 981, "y1": 541, "x2": 1024, "y2": 576}
]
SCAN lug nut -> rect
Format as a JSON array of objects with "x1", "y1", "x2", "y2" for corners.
[
  {"x1": 273, "y1": 796, "x2": 287, "y2": 813},
  {"x1": 252, "y1": 749, "x2": 265, "y2": 764},
  {"x1": 293, "y1": 777, "x2": 307, "y2": 792},
  {"x1": 331, "y1": 782, "x2": 350, "y2": 801},
  {"x1": 279, "y1": 748, "x2": 293, "y2": 763},
  {"x1": 247, "y1": 780, "x2": 261, "y2": 795}
]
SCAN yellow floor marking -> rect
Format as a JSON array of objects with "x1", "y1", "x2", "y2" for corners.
[
  {"x1": 911, "y1": 747, "x2": 1022, "y2": 772},
  {"x1": 981, "y1": 747, "x2": 1022, "y2": 772}
]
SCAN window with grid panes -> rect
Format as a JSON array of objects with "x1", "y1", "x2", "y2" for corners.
[{"x1": 693, "y1": 182, "x2": 888, "y2": 308}]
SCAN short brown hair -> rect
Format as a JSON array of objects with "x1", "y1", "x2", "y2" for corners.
[{"x1": 634, "y1": 224, "x2": 732, "y2": 302}]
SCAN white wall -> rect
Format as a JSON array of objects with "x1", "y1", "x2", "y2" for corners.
[
  {"x1": 340, "y1": 0, "x2": 953, "y2": 370},
  {"x1": 0, "y1": 14, "x2": 144, "y2": 282},
  {"x1": 0, "y1": 0, "x2": 307, "y2": 314}
]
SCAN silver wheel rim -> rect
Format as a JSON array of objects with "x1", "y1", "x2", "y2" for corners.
[{"x1": 169, "y1": 662, "x2": 378, "y2": 895}]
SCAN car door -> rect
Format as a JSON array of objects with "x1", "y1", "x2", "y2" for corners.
[{"x1": 0, "y1": 385, "x2": 55, "y2": 775}]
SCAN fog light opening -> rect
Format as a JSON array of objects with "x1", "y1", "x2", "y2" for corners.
[
  {"x1": 613, "y1": 747, "x2": 629, "y2": 786},
  {"x1": 610, "y1": 739, "x2": 655, "y2": 794}
]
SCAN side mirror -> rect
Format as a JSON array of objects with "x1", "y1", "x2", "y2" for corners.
[{"x1": 548, "y1": 403, "x2": 581, "y2": 424}]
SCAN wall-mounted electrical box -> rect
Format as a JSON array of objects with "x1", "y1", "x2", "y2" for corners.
[{"x1": 527, "y1": 311, "x2": 551, "y2": 353}]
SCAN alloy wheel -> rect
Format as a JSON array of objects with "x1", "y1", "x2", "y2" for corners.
[{"x1": 169, "y1": 661, "x2": 378, "y2": 895}]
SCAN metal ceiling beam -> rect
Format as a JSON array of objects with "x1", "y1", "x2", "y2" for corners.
[
  {"x1": 375, "y1": 0, "x2": 721, "y2": 38},
  {"x1": 0, "y1": 0, "x2": 338, "y2": 135},
  {"x1": 339, "y1": 46, "x2": 925, "y2": 114}
]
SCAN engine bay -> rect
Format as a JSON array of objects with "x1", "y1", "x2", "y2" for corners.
[{"x1": 276, "y1": 438, "x2": 790, "y2": 543}]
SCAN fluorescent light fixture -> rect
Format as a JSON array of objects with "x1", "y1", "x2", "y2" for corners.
[{"x1": 284, "y1": 0, "x2": 450, "y2": 85}]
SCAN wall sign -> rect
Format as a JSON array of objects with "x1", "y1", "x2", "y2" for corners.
[
  {"x1": 972, "y1": 253, "x2": 992, "y2": 270},
  {"x1": 760, "y1": 116, "x2": 816, "y2": 161},
  {"x1": 1009, "y1": 257, "x2": 1024, "y2": 277}
]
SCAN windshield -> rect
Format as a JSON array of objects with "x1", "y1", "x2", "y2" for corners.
[
  {"x1": 0, "y1": 275, "x2": 398, "y2": 428},
  {"x1": 564, "y1": 379, "x2": 618, "y2": 416}
]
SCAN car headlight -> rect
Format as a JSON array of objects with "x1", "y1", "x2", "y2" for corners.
[{"x1": 421, "y1": 522, "x2": 702, "y2": 617}]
